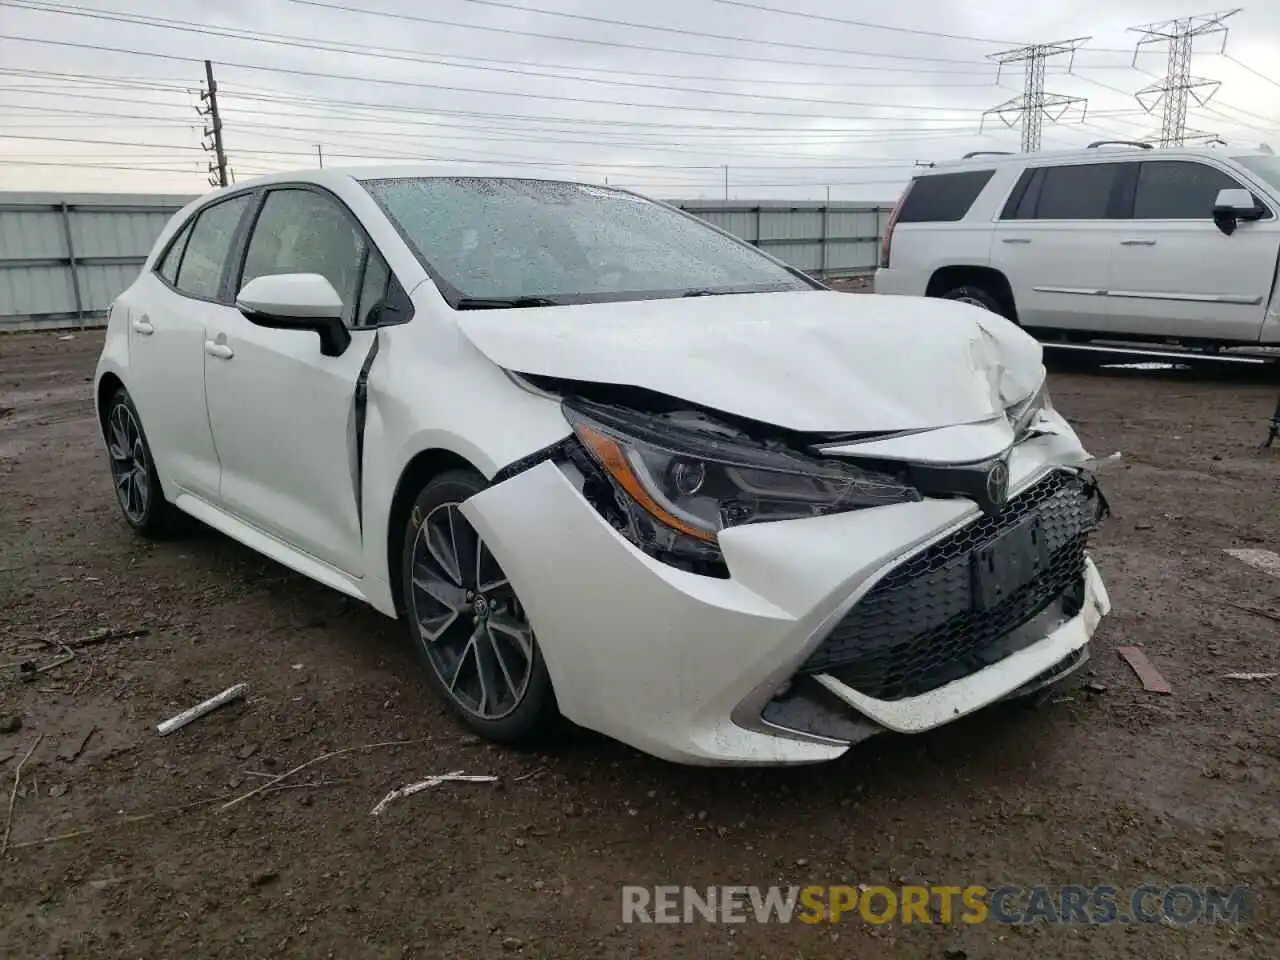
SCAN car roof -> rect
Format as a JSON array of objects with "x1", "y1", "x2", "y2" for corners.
[
  {"x1": 920, "y1": 145, "x2": 1269, "y2": 174},
  {"x1": 223, "y1": 166, "x2": 597, "y2": 191}
]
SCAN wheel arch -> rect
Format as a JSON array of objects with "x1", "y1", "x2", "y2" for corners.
[
  {"x1": 385, "y1": 447, "x2": 482, "y2": 616},
  {"x1": 926, "y1": 264, "x2": 1019, "y2": 323},
  {"x1": 95, "y1": 371, "x2": 126, "y2": 434}
]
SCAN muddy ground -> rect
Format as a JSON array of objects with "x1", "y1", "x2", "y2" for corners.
[{"x1": 1, "y1": 328, "x2": 1278, "y2": 959}]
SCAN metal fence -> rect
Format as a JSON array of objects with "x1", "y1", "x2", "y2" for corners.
[
  {"x1": 0, "y1": 192, "x2": 193, "y2": 332},
  {"x1": 672, "y1": 201, "x2": 892, "y2": 279},
  {"x1": 0, "y1": 192, "x2": 890, "y2": 332}
]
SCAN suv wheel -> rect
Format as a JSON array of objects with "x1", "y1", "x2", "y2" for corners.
[{"x1": 940, "y1": 285, "x2": 1003, "y2": 315}]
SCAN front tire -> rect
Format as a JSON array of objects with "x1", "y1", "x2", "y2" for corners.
[
  {"x1": 399, "y1": 468, "x2": 556, "y2": 743},
  {"x1": 104, "y1": 387, "x2": 183, "y2": 538}
]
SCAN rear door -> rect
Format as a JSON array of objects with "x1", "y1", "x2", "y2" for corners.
[
  {"x1": 1106, "y1": 158, "x2": 1280, "y2": 342},
  {"x1": 126, "y1": 193, "x2": 254, "y2": 501},
  {"x1": 990, "y1": 161, "x2": 1128, "y2": 333}
]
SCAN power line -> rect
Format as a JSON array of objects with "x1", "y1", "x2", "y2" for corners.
[
  {"x1": 1221, "y1": 53, "x2": 1280, "y2": 92},
  {"x1": 983, "y1": 39, "x2": 1091, "y2": 152},
  {"x1": 0, "y1": 1, "x2": 1009, "y2": 110},
  {"x1": 0, "y1": 34, "x2": 1002, "y2": 122},
  {"x1": 0, "y1": 42, "x2": 1149, "y2": 136},
  {"x1": 276, "y1": 0, "x2": 1000, "y2": 74},
  {"x1": 281, "y1": 0, "x2": 995, "y2": 67},
  {"x1": 1129, "y1": 9, "x2": 1239, "y2": 147},
  {"x1": 708, "y1": 0, "x2": 1023, "y2": 45}
]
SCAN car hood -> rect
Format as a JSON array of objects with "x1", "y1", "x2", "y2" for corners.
[{"x1": 456, "y1": 290, "x2": 1045, "y2": 433}]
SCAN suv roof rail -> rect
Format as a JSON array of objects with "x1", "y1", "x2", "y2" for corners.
[
  {"x1": 961, "y1": 150, "x2": 1015, "y2": 159},
  {"x1": 1087, "y1": 139, "x2": 1153, "y2": 150}
]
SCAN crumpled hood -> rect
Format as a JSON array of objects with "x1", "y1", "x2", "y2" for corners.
[{"x1": 456, "y1": 290, "x2": 1045, "y2": 433}]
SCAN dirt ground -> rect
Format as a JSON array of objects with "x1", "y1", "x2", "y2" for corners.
[{"x1": 1, "y1": 328, "x2": 1279, "y2": 960}]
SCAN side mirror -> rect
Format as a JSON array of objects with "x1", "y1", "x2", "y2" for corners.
[
  {"x1": 236, "y1": 273, "x2": 352, "y2": 357},
  {"x1": 1213, "y1": 187, "x2": 1265, "y2": 236}
]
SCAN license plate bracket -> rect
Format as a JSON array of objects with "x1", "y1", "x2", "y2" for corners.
[{"x1": 971, "y1": 514, "x2": 1050, "y2": 611}]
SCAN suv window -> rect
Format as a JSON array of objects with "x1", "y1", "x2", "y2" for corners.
[
  {"x1": 1134, "y1": 160, "x2": 1250, "y2": 219},
  {"x1": 157, "y1": 220, "x2": 193, "y2": 285},
  {"x1": 175, "y1": 194, "x2": 252, "y2": 300},
  {"x1": 897, "y1": 170, "x2": 995, "y2": 222},
  {"x1": 1033, "y1": 163, "x2": 1121, "y2": 220}
]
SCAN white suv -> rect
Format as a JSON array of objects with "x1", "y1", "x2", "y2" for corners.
[{"x1": 874, "y1": 143, "x2": 1280, "y2": 347}]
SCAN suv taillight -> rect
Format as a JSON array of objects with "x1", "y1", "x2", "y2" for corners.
[{"x1": 879, "y1": 181, "x2": 915, "y2": 269}]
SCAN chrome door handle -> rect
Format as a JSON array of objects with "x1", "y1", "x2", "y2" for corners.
[
  {"x1": 1120, "y1": 238, "x2": 1157, "y2": 246},
  {"x1": 204, "y1": 340, "x2": 234, "y2": 360},
  {"x1": 131, "y1": 315, "x2": 154, "y2": 335},
  {"x1": 1001, "y1": 237, "x2": 1032, "y2": 244}
]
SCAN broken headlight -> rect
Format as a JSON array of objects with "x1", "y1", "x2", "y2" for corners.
[{"x1": 562, "y1": 400, "x2": 922, "y2": 568}]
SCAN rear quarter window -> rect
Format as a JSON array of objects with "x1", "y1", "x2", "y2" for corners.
[{"x1": 897, "y1": 170, "x2": 996, "y2": 223}]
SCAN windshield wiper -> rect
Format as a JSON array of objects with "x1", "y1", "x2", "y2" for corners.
[
  {"x1": 455, "y1": 296, "x2": 561, "y2": 310},
  {"x1": 682, "y1": 284, "x2": 800, "y2": 298}
]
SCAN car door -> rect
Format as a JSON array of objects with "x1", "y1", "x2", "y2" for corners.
[
  {"x1": 990, "y1": 161, "x2": 1128, "y2": 333},
  {"x1": 126, "y1": 193, "x2": 254, "y2": 501},
  {"x1": 1106, "y1": 158, "x2": 1280, "y2": 342},
  {"x1": 201, "y1": 185, "x2": 387, "y2": 577}
]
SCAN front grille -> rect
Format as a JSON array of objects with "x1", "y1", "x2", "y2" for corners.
[{"x1": 801, "y1": 470, "x2": 1099, "y2": 700}]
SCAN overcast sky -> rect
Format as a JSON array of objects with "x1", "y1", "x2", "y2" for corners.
[{"x1": 2, "y1": 0, "x2": 1279, "y2": 201}]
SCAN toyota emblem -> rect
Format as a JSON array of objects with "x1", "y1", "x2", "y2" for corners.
[{"x1": 985, "y1": 459, "x2": 1010, "y2": 508}]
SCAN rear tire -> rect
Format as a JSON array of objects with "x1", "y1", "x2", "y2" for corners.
[
  {"x1": 940, "y1": 284, "x2": 1003, "y2": 315},
  {"x1": 399, "y1": 468, "x2": 557, "y2": 744},
  {"x1": 103, "y1": 387, "x2": 185, "y2": 539}
]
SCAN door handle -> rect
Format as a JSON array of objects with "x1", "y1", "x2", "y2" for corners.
[
  {"x1": 1001, "y1": 238, "x2": 1032, "y2": 244},
  {"x1": 1120, "y1": 238, "x2": 1157, "y2": 246},
  {"x1": 131, "y1": 315, "x2": 154, "y2": 335},
  {"x1": 204, "y1": 340, "x2": 234, "y2": 360}
]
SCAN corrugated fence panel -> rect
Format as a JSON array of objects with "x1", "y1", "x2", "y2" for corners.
[
  {"x1": 0, "y1": 210, "x2": 65, "y2": 260},
  {"x1": 0, "y1": 264, "x2": 77, "y2": 316},
  {"x1": 81, "y1": 264, "x2": 142, "y2": 313},
  {"x1": 672, "y1": 200, "x2": 891, "y2": 279},
  {"x1": 0, "y1": 192, "x2": 193, "y2": 331}
]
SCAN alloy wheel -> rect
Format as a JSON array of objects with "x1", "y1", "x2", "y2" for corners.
[
  {"x1": 107, "y1": 402, "x2": 151, "y2": 524},
  {"x1": 408, "y1": 503, "x2": 535, "y2": 721}
]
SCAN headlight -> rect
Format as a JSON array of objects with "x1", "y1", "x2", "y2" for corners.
[
  {"x1": 562, "y1": 400, "x2": 921, "y2": 565},
  {"x1": 1008, "y1": 380, "x2": 1052, "y2": 436}
]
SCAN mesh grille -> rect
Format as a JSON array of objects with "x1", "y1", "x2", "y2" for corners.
[{"x1": 801, "y1": 470, "x2": 1097, "y2": 700}]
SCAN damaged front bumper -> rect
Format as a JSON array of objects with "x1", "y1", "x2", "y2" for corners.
[{"x1": 461, "y1": 411, "x2": 1112, "y2": 766}]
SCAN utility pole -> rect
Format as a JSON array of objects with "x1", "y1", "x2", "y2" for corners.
[
  {"x1": 982, "y1": 38, "x2": 1090, "y2": 152},
  {"x1": 198, "y1": 60, "x2": 228, "y2": 187},
  {"x1": 723, "y1": 164, "x2": 728, "y2": 201},
  {"x1": 316, "y1": 144, "x2": 324, "y2": 168},
  {"x1": 1129, "y1": 10, "x2": 1238, "y2": 147}
]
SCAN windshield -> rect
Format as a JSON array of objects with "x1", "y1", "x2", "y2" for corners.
[
  {"x1": 1233, "y1": 154, "x2": 1280, "y2": 193},
  {"x1": 361, "y1": 177, "x2": 815, "y2": 307}
]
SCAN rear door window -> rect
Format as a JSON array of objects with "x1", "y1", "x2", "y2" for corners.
[
  {"x1": 157, "y1": 220, "x2": 193, "y2": 285},
  {"x1": 175, "y1": 194, "x2": 253, "y2": 300},
  {"x1": 1032, "y1": 163, "x2": 1122, "y2": 220},
  {"x1": 896, "y1": 170, "x2": 995, "y2": 222},
  {"x1": 1133, "y1": 160, "x2": 1255, "y2": 219}
]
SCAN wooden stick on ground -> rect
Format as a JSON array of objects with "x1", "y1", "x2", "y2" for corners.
[
  {"x1": 12, "y1": 779, "x2": 349, "y2": 852},
  {"x1": 2, "y1": 735, "x2": 44, "y2": 857},
  {"x1": 219, "y1": 738, "x2": 431, "y2": 812}
]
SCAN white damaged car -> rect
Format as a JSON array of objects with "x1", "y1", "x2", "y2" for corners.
[{"x1": 95, "y1": 170, "x2": 1111, "y2": 765}]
